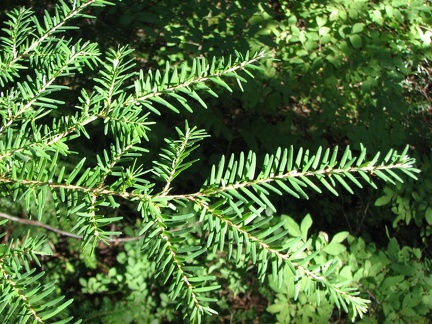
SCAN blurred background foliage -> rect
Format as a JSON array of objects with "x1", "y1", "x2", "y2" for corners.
[{"x1": 1, "y1": 0, "x2": 432, "y2": 322}]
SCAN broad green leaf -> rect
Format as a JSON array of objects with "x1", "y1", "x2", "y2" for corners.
[
  {"x1": 351, "y1": 23, "x2": 364, "y2": 34},
  {"x1": 349, "y1": 34, "x2": 362, "y2": 48},
  {"x1": 387, "y1": 238, "x2": 400, "y2": 262},
  {"x1": 267, "y1": 303, "x2": 284, "y2": 313},
  {"x1": 323, "y1": 242, "x2": 346, "y2": 255},
  {"x1": 282, "y1": 215, "x2": 301, "y2": 237},
  {"x1": 331, "y1": 231, "x2": 349, "y2": 244},
  {"x1": 375, "y1": 195, "x2": 392, "y2": 206},
  {"x1": 300, "y1": 214, "x2": 313, "y2": 238},
  {"x1": 426, "y1": 207, "x2": 432, "y2": 225},
  {"x1": 316, "y1": 16, "x2": 327, "y2": 27}
]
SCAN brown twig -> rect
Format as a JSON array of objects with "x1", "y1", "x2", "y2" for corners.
[{"x1": 0, "y1": 212, "x2": 144, "y2": 243}]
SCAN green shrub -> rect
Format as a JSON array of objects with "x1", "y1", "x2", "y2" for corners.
[
  {"x1": 266, "y1": 215, "x2": 432, "y2": 323},
  {"x1": 375, "y1": 152, "x2": 432, "y2": 241}
]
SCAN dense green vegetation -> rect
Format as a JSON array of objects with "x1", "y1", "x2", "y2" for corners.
[{"x1": 1, "y1": 0, "x2": 431, "y2": 323}]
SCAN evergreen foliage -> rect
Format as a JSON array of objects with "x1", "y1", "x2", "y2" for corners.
[{"x1": 0, "y1": 1, "x2": 426, "y2": 323}]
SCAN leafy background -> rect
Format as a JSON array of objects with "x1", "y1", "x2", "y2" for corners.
[{"x1": 0, "y1": 0, "x2": 431, "y2": 322}]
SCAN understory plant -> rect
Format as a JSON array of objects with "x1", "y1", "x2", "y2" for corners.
[
  {"x1": 0, "y1": 1, "x2": 421, "y2": 323},
  {"x1": 266, "y1": 215, "x2": 432, "y2": 323}
]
